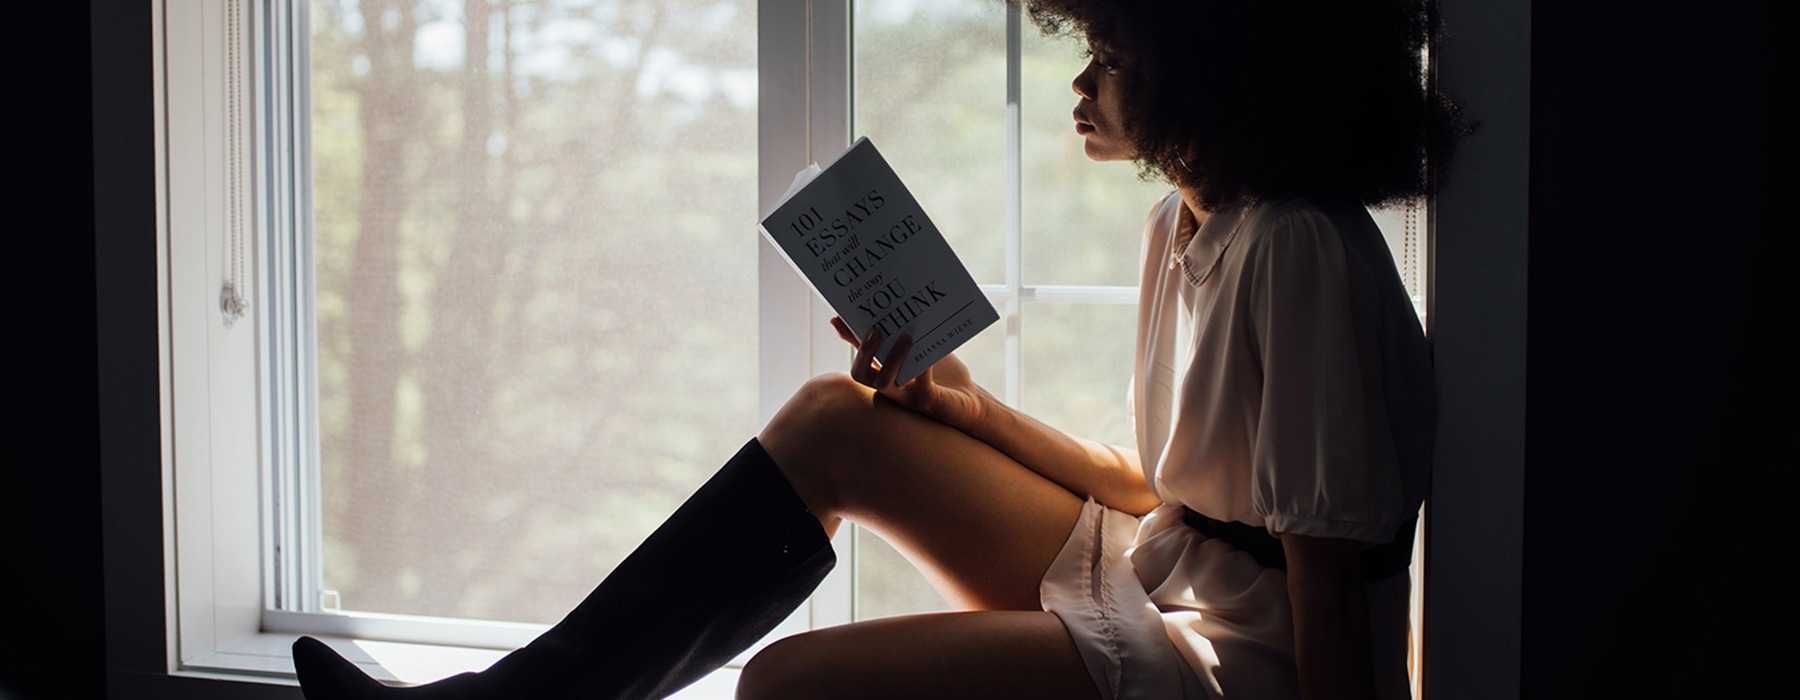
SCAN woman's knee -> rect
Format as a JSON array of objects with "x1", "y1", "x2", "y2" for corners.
[
  {"x1": 737, "y1": 633, "x2": 835, "y2": 700},
  {"x1": 764, "y1": 372, "x2": 891, "y2": 460},
  {"x1": 757, "y1": 373, "x2": 876, "y2": 518},
  {"x1": 763, "y1": 372, "x2": 852, "y2": 446},
  {"x1": 765, "y1": 373, "x2": 871, "y2": 437}
]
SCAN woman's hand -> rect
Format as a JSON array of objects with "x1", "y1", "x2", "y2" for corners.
[
  {"x1": 831, "y1": 316, "x2": 989, "y2": 432},
  {"x1": 830, "y1": 316, "x2": 1159, "y2": 514}
]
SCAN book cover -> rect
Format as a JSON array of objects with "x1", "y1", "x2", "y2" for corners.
[{"x1": 760, "y1": 137, "x2": 999, "y2": 384}]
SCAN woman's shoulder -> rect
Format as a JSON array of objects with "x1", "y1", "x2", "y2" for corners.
[
  {"x1": 1221, "y1": 195, "x2": 1395, "y2": 291},
  {"x1": 1238, "y1": 194, "x2": 1370, "y2": 240}
]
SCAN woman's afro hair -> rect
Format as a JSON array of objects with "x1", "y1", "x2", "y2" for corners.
[{"x1": 1013, "y1": 0, "x2": 1470, "y2": 209}]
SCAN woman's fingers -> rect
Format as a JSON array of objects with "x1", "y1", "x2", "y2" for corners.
[
  {"x1": 873, "y1": 335, "x2": 913, "y2": 389},
  {"x1": 850, "y1": 325, "x2": 884, "y2": 385},
  {"x1": 830, "y1": 316, "x2": 861, "y2": 347},
  {"x1": 837, "y1": 321, "x2": 922, "y2": 394},
  {"x1": 908, "y1": 363, "x2": 934, "y2": 397}
]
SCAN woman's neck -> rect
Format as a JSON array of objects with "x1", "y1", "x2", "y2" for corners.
[{"x1": 1178, "y1": 186, "x2": 1209, "y2": 228}]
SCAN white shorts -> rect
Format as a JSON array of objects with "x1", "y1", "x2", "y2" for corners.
[{"x1": 1039, "y1": 499, "x2": 1415, "y2": 700}]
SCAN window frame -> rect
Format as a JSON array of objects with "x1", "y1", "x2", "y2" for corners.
[
  {"x1": 141, "y1": 0, "x2": 1526, "y2": 695},
  {"x1": 158, "y1": 0, "x2": 857, "y2": 683},
  {"x1": 161, "y1": 0, "x2": 285, "y2": 678}
]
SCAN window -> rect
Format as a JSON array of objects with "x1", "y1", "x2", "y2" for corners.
[
  {"x1": 298, "y1": 0, "x2": 766, "y2": 628},
  {"x1": 164, "y1": 0, "x2": 796, "y2": 681},
  {"x1": 158, "y1": 0, "x2": 1428, "y2": 690}
]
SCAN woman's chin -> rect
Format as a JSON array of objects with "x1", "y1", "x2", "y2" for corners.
[{"x1": 1082, "y1": 141, "x2": 1133, "y2": 163}]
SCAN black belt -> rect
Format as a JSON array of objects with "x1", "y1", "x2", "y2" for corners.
[{"x1": 1181, "y1": 508, "x2": 1417, "y2": 581}]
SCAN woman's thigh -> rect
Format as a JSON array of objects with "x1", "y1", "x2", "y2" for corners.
[
  {"x1": 758, "y1": 373, "x2": 1085, "y2": 611},
  {"x1": 736, "y1": 611, "x2": 1101, "y2": 700}
]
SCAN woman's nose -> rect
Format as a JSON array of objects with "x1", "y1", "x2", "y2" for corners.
[{"x1": 1072, "y1": 61, "x2": 1096, "y2": 100}]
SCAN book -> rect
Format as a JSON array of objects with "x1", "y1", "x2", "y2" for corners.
[{"x1": 760, "y1": 137, "x2": 999, "y2": 385}]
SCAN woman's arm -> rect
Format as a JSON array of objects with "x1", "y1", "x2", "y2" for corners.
[
  {"x1": 834, "y1": 317, "x2": 1162, "y2": 516},
  {"x1": 1283, "y1": 532, "x2": 1376, "y2": 700},
  {"x1": 961, "y1": 390, "x2": 1161, "y2": 516}
]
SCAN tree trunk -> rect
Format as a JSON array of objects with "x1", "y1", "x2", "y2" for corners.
[
  {"x1": 415, "y1": 0, "x2": 506, "y2": 615},
  {"x1": 340, "y1": 0, "x2": 419, "y2": 613}
]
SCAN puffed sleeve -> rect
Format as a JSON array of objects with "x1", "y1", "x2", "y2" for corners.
[{"x1": 1246, "y1": 209, "x2": 1412, "y2": 544}]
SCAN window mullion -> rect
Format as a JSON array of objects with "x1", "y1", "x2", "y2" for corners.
[
  {"x1": 757, "y1": 0, "x2": 819, "y2": 426},
  {"x1": 806, "y1": 0, "x2": 854, "y2": 384},
  {"x1": 798, "y1": 0, "x2": 856, "y2": 632},
  {"x1": 1003, "y1": 4, "x2": 1023, "y2": 407},
  {"x1": 261, "y1": 0, "x2": 301, "y2": 615},
  {"x1": 290, "y1": 0, "x2": 325, "y2": 617},
  {"x1": 261, "y1": 0, "x2": 323, "y2": 618}
]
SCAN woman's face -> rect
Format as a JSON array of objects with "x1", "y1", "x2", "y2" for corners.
[{"x1": 1071, "y1": 40, "x2": 1136, "y2": 162}]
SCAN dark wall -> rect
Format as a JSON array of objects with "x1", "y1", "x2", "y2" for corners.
[
  {"x1": 4, "y1": 3, "x2": 228, "y2": 699},
  {"x1": 3, "y1": 2, "x2": 106, "y2": 699},
  {"x1": 1524, "y1": 1, "x2": 1777, "y2": 697}
]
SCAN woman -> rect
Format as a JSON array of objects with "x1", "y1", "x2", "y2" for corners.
[{"x1": 294, "y1": 1, "x2": 1461, "y2": 698}]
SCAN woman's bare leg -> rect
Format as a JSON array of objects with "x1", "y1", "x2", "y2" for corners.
[
  {"x1": 758, "y1": 372, "x2": 1086, "y2": 611},
  {"x1": 749, "y1": 373, "x2": 1101, "y2": 698},
  {"x1": 738, "y1": 611, "x2": 1100, "y2": 700}
]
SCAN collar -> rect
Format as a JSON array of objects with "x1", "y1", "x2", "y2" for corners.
[{"x1": 1173, "y1": 204, "x2": 1246, "y2": 287}]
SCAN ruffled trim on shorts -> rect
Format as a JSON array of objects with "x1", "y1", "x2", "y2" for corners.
[{"x1": 1040, "y1": 498, "x2": 1199, "y2": 700}]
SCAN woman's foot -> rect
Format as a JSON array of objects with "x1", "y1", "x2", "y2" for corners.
[
  {"x1": 293, "y1": 636, "x2": 385, "y2": 698},
  {"x1": 292, "y1": 636, "x2": 481, "y2": 699}
]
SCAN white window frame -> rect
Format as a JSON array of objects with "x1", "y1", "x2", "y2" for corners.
[
  {"x1": 162, "y1": 0, "x2": 292, "y2": 679},
  {"x1": 158, "y1": 0, "x2": 859, "y2": 685},
  {"x1": 148, "y1": 0, "x2": 1526, "y2": 695}
]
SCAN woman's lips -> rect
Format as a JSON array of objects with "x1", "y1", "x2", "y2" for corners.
[{"x1": 1074, "y1": 110, "x2": 1094, "y2": 135}]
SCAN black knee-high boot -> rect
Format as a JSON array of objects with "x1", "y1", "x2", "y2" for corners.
[{"x1": 292, "y1": 438, "x2": 836, "y2": 699}]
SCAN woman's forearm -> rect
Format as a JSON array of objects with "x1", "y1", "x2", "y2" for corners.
[
  {"x1": 1284, "y1": 533, "x2": 1376, "y2": 700},
  {"x1": 958, "y1": 388, "x2": 1162, "y2": 516}
]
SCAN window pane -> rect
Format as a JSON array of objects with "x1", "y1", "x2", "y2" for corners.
[
  {"x1": 311, "y1": 0, "x2": 760, "y2": 624},
  {"x1": 852, "y1": 0, "x2": 1007, "y2": 285},
  {"x1": 853, "y1": 531, "x2": 951, "y2": 620},
  {"x1": 1019, "y1": 303, "x2": 1136, "y2": 448},
  {"x1": 1020, "y1": 29, "x2": 1172, "y2": 287}
]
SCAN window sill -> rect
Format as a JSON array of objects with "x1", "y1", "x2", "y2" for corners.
[{"x1": 180, "y1": 633, "x2": 740, "y2": 700}]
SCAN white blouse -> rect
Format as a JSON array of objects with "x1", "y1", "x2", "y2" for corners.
[
  {"x1": 1041, "y1": 192, "x2": 1433, "y2": 700},
  {"x1": 1132, "y1": 191, "x2": 1433, "y2": 541}
]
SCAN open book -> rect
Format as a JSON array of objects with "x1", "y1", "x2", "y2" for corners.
[{"x1": 760, "y1": 137, "x2": 999, "y2": 384}]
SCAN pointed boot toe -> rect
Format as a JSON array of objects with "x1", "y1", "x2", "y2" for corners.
[{"x1": 293, "y1": 636, "x2": 395, "y2": 700}]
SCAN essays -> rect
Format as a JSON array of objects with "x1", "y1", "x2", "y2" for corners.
[{"x1": 760, "y1": 138, "x2": 999, "y2": 384}]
